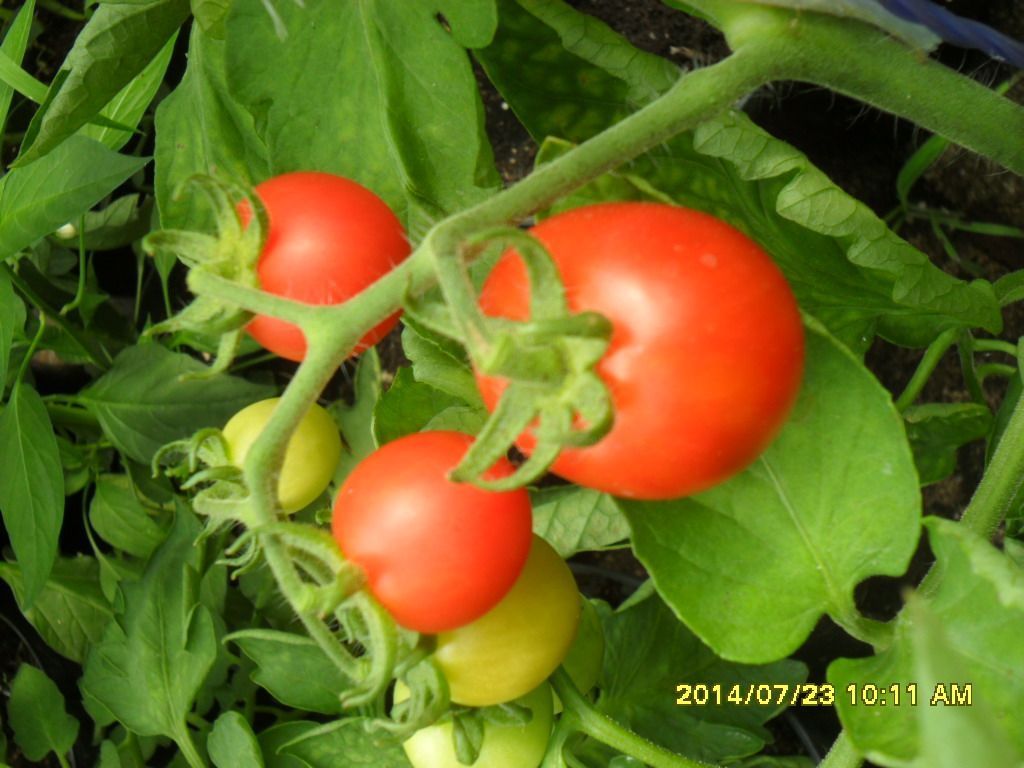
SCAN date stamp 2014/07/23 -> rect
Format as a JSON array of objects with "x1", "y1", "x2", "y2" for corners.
[{"x1": 675, "y1": 683, "x2": 974, "y2": 708}]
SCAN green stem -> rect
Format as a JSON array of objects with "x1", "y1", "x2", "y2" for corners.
[
  {"x1": 729, "y1": 11, "x2": 1024, "y2": 175},
  {"x1": 12, "y1": 311, "x2": 46, "y2": 392},
  {"x1": 972, "y1": 339, "x2": 1019, "y2": 356},
  {"x1": 831, "y1": 604, "x2": 894, "y2": 650},
  {"x1": 958, "y1": 385, "x2": 1024, "y2": 540},
  {"x1": 894, "y1": 327, "x2": 958, "y2": 411},
  {"x1": 551, "y1": 668, "x2": 715, "y2": 768},
  {"x1": 174, "y1": 722, "x2": 206, "y2": 768},
  {"x1": 818, "y1": 731, "x2": 862, "y2": 768}
]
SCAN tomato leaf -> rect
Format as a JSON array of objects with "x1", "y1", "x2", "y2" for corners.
[
  {"x1": 16, "y1": 0, "x2": 191, "y2": 165},
  {"x1": 531, "y1": 486, "x2": 629, "y2": 558},
  {"x1": 903, "y1": 402, "x2": 993, "y2": 486},
  {"x1": 227, "y1": 629, "x2": 352, "y2": 715},
  {"x1": 79, "y1": 508, "x2": 219, "y2": 750},
  {"x1": 475, "y1": 0, "x2": 678, "y2": 143},
  {"x1": 402, "y1": 320, "x2": 486, "y2": 410},
  {"x1": 0, "y1": 266, "x2": 25, "y2": 389},
  {"x1": 372, "y1": 367, "x2": 464, "y2": 446},
  {"x1": 0, "y1": 557, "x2": 113, "y2": 664},
  {"x1": 622, "y1": 322, "x2": 921, "y2": 662},
  {"x1": 331, "y1": 349, "x2": 383, "y2": 486},
  {"x1": 153, "y1": 25, "x2": 270, "y2": 230},
  {"x1": 7, "y1": 664, "x2": 80, "y2": 764},
  {"x1": 268, "y1": 719, "x2": 408, "y2": 767},
  {"x1": 0, "y1": 385, "x2": 64, "y2": 609},
  {"x1": 79, "y1": 343, "x2": 273, "y2": 463},
  {"x1": 209, "y1": 712, "x2": 265, "y2": 768},
  {"x1": 257, "y1": 722, "x2": 323, "y2": 768},
  {"x1": 0, "y1": 136, "x2": 148, "y2": 261},
  {"x1": 589, "y1": 590, "x2": 807, "y2": 764},
  {"x1": 223, "y1": 0, "x2": 500, "y2": 234},
  {"x1": 828, "y1": 518, "x2": 1024, "y2": 766},
  {"x1": 89, "y1": 474, "x2": 172, "y2": 559},
  {"x1": 0, "y1": 0, "x2": 34, "y2": 139}
]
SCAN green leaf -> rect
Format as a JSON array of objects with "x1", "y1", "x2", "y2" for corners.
[
  {"x1": 0, "y1": 386, "x2": 64, "y2": 608},
  {"x1": 330, "y1": 349, "x2": 382, "y2": 486},
  {"x1": 224, "y1": 0, "x2": 500, "y2": 233},
  {"x1": 89, "y1": 474, "x2": 171, "y2": 559},
  {"x1": 227, "y1": 630, "x2": 352, "y2": 715},
  {"x1": 594, "y1": 591, "x2": 807, "y2": 764},
  {"x1": 79, "y1": 343, "x2": 273, "y2": 463},
  {"x1": 372, "y1": 366, "x2": 463, "y2": 446},
  {"x1": 0, "y1": 136, "x2": 148, "y2": 260},
  {"x1": 0, "y1": 266, "x2": 25, "y2": 389},
  {"x1": 153, "y1": 23, "x2": 269, "y2": 229},
  {"x1": 192, "y1": 0, "x2": 231, "y2": 38},
  {"x1": 476, "y1": 0, "x2": 678, "y2": 143},
  {"x1": 622, "y1": 322, "x2": 921, "y2": 662},
  {"x1": 829, "y1": 518, "x2": 1024, "y2": 766},
  {"x1": 209, "y1": 712, "x2": 264, "y2": 768},
  {"x1": 402, "y1": 320, "x2": 485, "y2": 409},
  {"x1": 271, "y1": 719, "x2": 408, "y2": 767},
  {"x1": 903, "y1": 402, "x2": 993, "y2": 485},
  {"x1": 7, "y1": 664, "x2": 80, "y2": 763},
  {"x1": 17, "y1": 0, "x2": 191, "y2": 164},
  {"x1": 531, "y1": 486, "x2": 629, "y2": 558},
  {"x1": 52, "y1": 194, "x2": 153, "y2": 252},
  {"x1": 80, "y1": 33, "x2": 177, "y2": 152},
  {"x1": 257, "y1": 722, "x2": 322, "y2": 768},
  {"x1": 79, "y1": 509, "x2": 219, "y2": 750},
  {"x1": 0, "y1": 0, "x2": 35, "y2": 138},
  {"x1": 907, "y1": 596, "x2": 1021, "y2": 768},
  {"x1": 0, "y1": 556, "x2": 113, "y2": 664}
]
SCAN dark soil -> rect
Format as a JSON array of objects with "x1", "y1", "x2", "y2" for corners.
[{"x1": 3, "y1": 2, "x2": 1024, "y2": 767}]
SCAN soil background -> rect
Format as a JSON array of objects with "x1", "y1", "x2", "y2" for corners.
[{"x1": 2, "y1": 1, "x2": 1024, "y2": 766}]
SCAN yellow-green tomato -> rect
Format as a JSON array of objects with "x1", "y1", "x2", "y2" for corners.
[
  {"x1": 437, "y1": 535, "x2": 581, "y2": 707},
  {"x1": 222, "y1": 398, "x2": 341, "y2": 513},
  {"x1": 400, "y1": 683, "x2": 553, "y2": 768}
]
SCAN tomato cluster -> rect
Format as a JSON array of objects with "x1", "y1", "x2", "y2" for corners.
[{"x1": 226, "y1": 172, "x2": 804, "y2": 766}]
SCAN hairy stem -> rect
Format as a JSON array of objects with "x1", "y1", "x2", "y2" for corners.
[
  {"x1": 551, "y1": 668, "x2": 715, "y2": 768},
  {"x1": 818, "y1": 731, "x2": 862, "y2": 768}
]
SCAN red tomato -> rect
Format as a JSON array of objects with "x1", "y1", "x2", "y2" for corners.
[
  {"x1": 477, "y1": 203, "x2": 804, "y2": 500},
  {"x1": 242, "y1": 171, "x2": 410, "y2": 361},
  {"x1": 331, "y1": 431, "x2": 533, "y2": 633}
]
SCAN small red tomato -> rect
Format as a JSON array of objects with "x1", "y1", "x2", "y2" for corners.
[
  {"x1": 331, "y1": 431, "x2": 533, "y2": 633},
  {"x1": 477, "y1": 202, "x2": 804, "y2": 500},
  {"x1": 243, "y1": 171, "x2": 410, "y2": 361}
]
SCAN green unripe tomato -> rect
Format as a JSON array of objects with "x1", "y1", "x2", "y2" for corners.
[
  {"x1": 555, "y1": 598, "x2": 605, "y2": 713},
  {"x1": 398, "y1": 683, "x2": 553, "y2": 768},
  {"x1": 222, "y1": 398, "x2": 341, "y2": 513},
  {"x1": 437, "y1": 535, "x2": 581, "y2": 707}
]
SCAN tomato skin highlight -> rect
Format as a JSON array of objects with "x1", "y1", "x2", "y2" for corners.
[
  {"x1": 436, "y1": 535, "x2": 581, "y2": 707},
  {"x1": 331, "y1": 431, "x2": 533, "y2": 634},
  {"x1": 477, "y1": 202, "x2": 805, "y2": 500},
  {"x1": 397, "y1": 683, "x2": 553, "y2": 768},
  {"x1": 243, "y1": 171, "x2": 410, "y2": 362},
  {"x1": 223, "y1": 398, "x2": 341, "y2": 513}
]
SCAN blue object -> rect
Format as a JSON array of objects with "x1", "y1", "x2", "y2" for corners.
[{"x1": 879, "y1": 0, "x2": 1024, "y2": 68}]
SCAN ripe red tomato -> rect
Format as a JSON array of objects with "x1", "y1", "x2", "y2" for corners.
[
  {"x1": 242, "y1": 171, "x2": 410, "y2": 361},
  {"x1": 331, "y1": 431, "x2": 533, "y2": 633},
  {"x1": 477, "y1": 202, "x2": 804, "y2": 500}
]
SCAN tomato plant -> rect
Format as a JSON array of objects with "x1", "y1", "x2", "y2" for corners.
[
  {"x1": 331, "y1": 431, "x2": 533, "y2": 633},
  {"x1": 477, "y1": 202, "x2": 804, "y2": 499},
  {"x1": 436, "y1": 535, "x2": 581, "y2": 707},
  {"x1": 242, "y1": 171, "x2": 411, "y2": 361},
  {"x1": 222, "y1": 398, "x2": 341, "y2": 513},
  {"x1": 397, "y1": 683, "x2": 553, "y2": 768}
]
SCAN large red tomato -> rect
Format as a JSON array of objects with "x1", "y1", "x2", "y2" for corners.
[
  {"x1": 243, "y1": 171, "x2": 410, "y2": 361},
  {"x1": 331, "y1": 431, "x2": 533, "y2": 633},
  {"x1": 477, "y1": 202, "x2": 804, "y2": 500}
]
